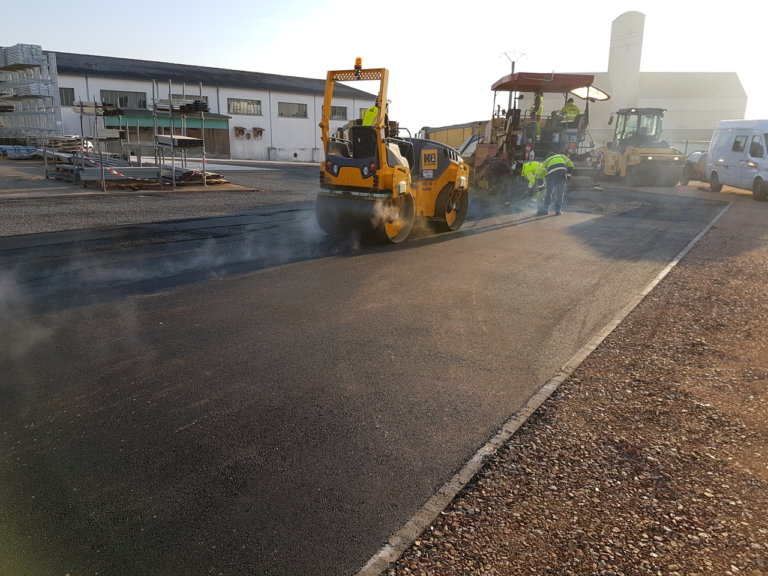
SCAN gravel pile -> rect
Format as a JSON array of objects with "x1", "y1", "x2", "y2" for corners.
[{"x1": 387, "y1": 212, "x2": 768, "y2": 575}]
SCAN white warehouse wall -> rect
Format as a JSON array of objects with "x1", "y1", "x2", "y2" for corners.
[
  {"x1": 57, "y1": 73, "x2": 375, "y2": 162},
  {"x1": 58, "y1": 75, "x2": 219, "y2": 138}
]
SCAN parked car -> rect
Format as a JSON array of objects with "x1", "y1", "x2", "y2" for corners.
[{"x1": 680, "y1": 150, "x2": 708, "y2": 185}]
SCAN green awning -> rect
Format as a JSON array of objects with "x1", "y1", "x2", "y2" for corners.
[{"x1": 104, "y1": 115, "x2": 229, "y2": 129}]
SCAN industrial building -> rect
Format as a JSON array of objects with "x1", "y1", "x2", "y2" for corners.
[
  {"x1": 591, "y1": 11, "x2": 746, "y2": 149},
  {"x1": 0, "y1": 46, "x2": 376, "y2": 162}
]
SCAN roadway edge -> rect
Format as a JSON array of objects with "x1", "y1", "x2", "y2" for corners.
[{"x1": 354, "y1": 201, "x2": 732, "y2": 576}]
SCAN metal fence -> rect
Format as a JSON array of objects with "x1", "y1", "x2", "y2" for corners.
[{"x1": 671, "y1": 140, "x2": 711, "y2": 156}]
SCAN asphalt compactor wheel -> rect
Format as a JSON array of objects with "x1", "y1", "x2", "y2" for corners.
[
  {"x1": 433, "y1": 186, "x2": 468, "y2": 233},
  {"x1": 316, "y1": 193, "x2": 415, "y2": 244}
]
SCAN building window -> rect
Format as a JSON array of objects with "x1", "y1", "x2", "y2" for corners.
[
  {"x1": 59, "y1": 87, "x2": 75, "y2": 106},
  {"x1": 100, "y1": 90, "x2": 147, "y2": 109},
  {"x1": 278, "y1": 102, "x2": 307, "y2": 118},
  {"x1": 228, "y1": 98, "x2": 262, "y2": 116},
  {"x1": 330, "y1": 106, "x2": 347, "y2": 120}
]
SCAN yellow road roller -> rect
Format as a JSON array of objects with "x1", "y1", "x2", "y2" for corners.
[{"x1": 317, "y1": 59, "x2": 470, "y2": 243}]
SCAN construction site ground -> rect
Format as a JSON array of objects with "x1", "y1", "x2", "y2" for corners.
[
  {"x1": 386, "y1": 185, "x2": 768, "y2": 576},
  {"x1": 0, "y1": 158, "x2": 766, "y2": 575}
]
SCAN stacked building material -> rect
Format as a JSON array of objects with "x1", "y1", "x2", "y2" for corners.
[{"x1": 2, "y1": 44, "x2": 45, "y2": 68}]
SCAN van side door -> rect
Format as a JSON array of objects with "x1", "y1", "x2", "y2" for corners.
[
  {"x1": 724, "y1": 134, "x2": 749, "y2": 186},
  {"x1": 741, "y1": 134, "x2": 766, "y2": 189}
]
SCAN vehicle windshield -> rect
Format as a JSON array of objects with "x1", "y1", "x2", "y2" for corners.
[{"x1": 616, "y1": 111, "x2": 662, "y2": 141}]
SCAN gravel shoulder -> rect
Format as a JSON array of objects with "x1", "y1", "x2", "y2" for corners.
[
  {"x1": 0, "y1": 158, "x2": 318, "y2": 237},
  {"x1": 2, "y1": 159, "x2": 766, "y2": 575}
]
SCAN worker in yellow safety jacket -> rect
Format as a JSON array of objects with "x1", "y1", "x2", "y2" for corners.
[
  {"x1": 529, "y1": 91, "x2": 544, "y2": 119},
  {"x1": 362, "y1": 101, "x2": 380, "y2": 126},
  {"x1": 521, "y1": 160, "x2": 544, "y2": 199},
  {"x1": 529, "y1": 91, "x2": 544, "y2": 139},
  {"x1": 536, "y1": 152, "x2": 574, "y2": 216},
  {"x1": 560, "y1": 97, "x2": 580, "y2": 124}
]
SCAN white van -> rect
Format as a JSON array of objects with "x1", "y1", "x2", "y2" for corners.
[{"x1": 706, "y1": 119, "x2": 768, "y2": 200}]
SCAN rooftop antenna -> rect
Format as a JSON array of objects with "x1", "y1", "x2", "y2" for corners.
[{"x1": 502, "y1": 51, "x2": 526, "y2": 111}]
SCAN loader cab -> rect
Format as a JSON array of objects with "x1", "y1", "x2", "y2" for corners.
[
  {"x1": 349, "y1": 125, "x2": 377, "y2": 158},
  {"x1": 611, "y1": 108, "x2": 666, "y2": 150}
]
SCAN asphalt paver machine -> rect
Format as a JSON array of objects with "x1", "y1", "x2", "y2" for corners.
[{"x1": 461, "y1": 72, "x2": 609, "y2": 200}]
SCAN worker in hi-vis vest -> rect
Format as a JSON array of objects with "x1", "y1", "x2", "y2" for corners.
[
  {"x1": 362, "y1": 100, "x2": 380, "y2": 126},
  {"x1": 529, "y1": 91, "x2": 544, "y2": 138},
  {"x1": 560, "y1": 97, "x2": 580, "y2": 124},
  {"x1": 536, "y1": 152, "x2": 574, "y2": 216},
  {"x1": 521, "y1": 160, "x2": 544, "y2": 199}
]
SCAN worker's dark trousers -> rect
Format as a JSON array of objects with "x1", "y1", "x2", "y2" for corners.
[{"x1": 539, "y1": 170, "x2": 567, "y2": 213}]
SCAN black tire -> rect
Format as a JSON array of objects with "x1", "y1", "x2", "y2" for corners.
[
  {"x1": 753, "y1": 179, "x2": 767, "y2": 201},
  {"x1": 680, "y1": 166, "x2": 691, "y2": 186},
  {"x1": 627, "y1": 167, "x2": 641, "y2": 187},
  {"x1": 661, "y1": 167, "x2": 681, "y2": 187},
  {"x1": 709, "y1": 172, "x2": 722, "y2": 193}
]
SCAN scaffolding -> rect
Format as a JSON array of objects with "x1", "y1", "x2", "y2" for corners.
[
  {"x1": 1, "y1": 49, "x2": 220, "y2": 190},
  {"x1": 150, "y1": 79, "x2": 208, "y2": 187},
  {"x1": 0, "y1": 44, "x2": 63, "y2": 142}
]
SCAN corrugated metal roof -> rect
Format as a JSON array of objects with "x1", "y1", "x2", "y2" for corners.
[{"x1": 53, "y1": 52, "x2": 375, "y2": 99}]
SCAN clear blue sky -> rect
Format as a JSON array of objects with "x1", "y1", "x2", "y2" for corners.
[{"x1": 5, "y1": 0, "x2": 767, "y2": 132}]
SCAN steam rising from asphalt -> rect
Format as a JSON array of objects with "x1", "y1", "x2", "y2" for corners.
[
  {"x1": 0, "y1": 269, "x2": 52, "y2": 360},
  {"x1": 61, "y1": 207, "x2": 345, "y2": 286},
  {"x1": 1, "y1": 206, "x2": 359, "y2": 331}
]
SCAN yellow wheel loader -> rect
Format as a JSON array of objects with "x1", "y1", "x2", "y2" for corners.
[
  {"x1": 594, "y1": 107, "x2": 684, "y2": 187},
  {"x1": 317, "y1": 59, "x2": 470, "y2": 243}
]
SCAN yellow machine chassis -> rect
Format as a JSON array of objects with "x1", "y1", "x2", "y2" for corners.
[{"x1": 317, "y1": 61, "x2": 469, "y2": 243}]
